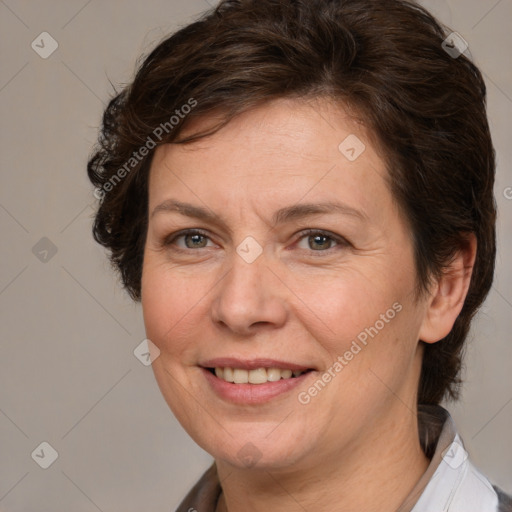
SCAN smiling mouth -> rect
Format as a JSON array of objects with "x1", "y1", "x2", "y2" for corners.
[{"x1": 206, "y1": 367, "x2": 314, "y2": 384}]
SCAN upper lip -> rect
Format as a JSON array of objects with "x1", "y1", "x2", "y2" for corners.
[{"x1": 200, "y1": 357, "x2": 315, "y2": 371}]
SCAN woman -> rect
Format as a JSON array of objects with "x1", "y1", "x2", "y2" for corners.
[{"x1": 87, "y1": 0, "x2": 511, "y2": 510}]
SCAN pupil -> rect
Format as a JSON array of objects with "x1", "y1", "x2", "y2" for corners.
[
  {"x1": 311, "y1": 235, "x2": 330, "y2": 250},
  {"x1": 187, "y1": 234, "x2": 205, "y2": 248}
]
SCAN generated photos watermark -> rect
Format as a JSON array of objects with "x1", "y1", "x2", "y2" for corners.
[
  {"x1": 298, "y1": 301, "x2": 403, "y2": 404},
  {"x1": 94, "y1": 98, "x2": 198, "y2": 200}
]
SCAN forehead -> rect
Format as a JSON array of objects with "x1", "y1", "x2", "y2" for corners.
[
  {"x1": 147, "y1": 97, "x2": 392, "y2": 222},
  {"x1": 174, "y1": 97, "x2": 368, "y2": 160}
]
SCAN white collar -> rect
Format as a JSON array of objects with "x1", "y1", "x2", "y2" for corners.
[{"x1": 410, "y1": 408, "x2": 499, "y2": 512}]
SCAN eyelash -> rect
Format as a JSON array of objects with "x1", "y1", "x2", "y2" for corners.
[{"x1": 162, "y1": 228, "x2": 350, "y2": 256}]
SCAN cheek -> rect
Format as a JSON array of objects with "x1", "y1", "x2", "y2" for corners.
[
  {"x1": 141, "y1": 257, "x2": 204, "y2": 355},
  {"x1": 297, "y1": 267, "x2": 421, "y2": 408},
  {"x1": 294, "y1": 270, "x2": 404, "y2": 353}
]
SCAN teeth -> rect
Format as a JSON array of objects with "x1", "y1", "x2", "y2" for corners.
[
  {"x1": 233, "y1": 369, "x2": 248, "y2": 384},
  {"x1": 267, "y1": 368, "x2": 282, "y2": 382},
  {"x1": 213, "y1": 367, "x2": 306, "y2": 384},
  {"x1": 281, "y1": 369, "x2": 292, "y2": 379},
  {"x1": 223, "y1": 367, "x2": 234, "y2": 382},
  {"x1": 248, "y1": 368, "x2": 267, "y2": 384}
]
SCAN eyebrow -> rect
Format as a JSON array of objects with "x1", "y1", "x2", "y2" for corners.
[{"x1": 151, "y1": 199, "x2": 368, "y2": 228}]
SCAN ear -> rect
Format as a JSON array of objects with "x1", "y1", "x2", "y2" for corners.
[{"x1": 418, "y1": 234, "x2": 477, "y2": 344}]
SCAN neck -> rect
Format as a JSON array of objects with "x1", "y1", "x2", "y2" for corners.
[{"x1": 215, "y1": 403, "x2": 429, "y2": 512}]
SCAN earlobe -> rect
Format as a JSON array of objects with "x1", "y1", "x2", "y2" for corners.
[{"x1": 418, "y1": 234, "x2": 477, "y2": 344}]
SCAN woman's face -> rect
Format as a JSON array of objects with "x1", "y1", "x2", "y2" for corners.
[{"x1": 141, "y1": 97, "x2": 430, "y2": 470}]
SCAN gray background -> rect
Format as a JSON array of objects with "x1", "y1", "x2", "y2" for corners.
[{"x1": 0, "y1": 0, "x2": 510, "y2": 510}]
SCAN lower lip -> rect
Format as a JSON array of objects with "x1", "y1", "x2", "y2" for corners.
[{"x1": 201, "y1": 367, "x2": 313, "y2": 404}]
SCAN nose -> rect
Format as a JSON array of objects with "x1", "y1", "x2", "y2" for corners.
[{"x1": 210, "y1": 249, "x2": 288, "y2": 336}]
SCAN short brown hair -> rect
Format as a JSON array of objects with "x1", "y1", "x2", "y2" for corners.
[{"x1": 87, "y1": 0, "x2": 496, "y2": 405}]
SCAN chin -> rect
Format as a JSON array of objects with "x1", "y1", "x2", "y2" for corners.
[{"x1": 192, "y1": 425, "x2": 312, "y2": 471}]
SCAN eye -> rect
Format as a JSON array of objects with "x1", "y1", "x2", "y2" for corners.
[
  {"x1": 162, "y1": 228, "x2": 349, "y2": 254},
  {"x1": 164, "y1": 229, "x2": 214, "y2": 250},
  {"x1": 295, "y1": 229, "x2": 348, "y2": 253}
]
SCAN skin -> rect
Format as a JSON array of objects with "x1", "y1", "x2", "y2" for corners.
[{"x1": 141, "y1": 97, "x2": 476, "y2": 512}]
